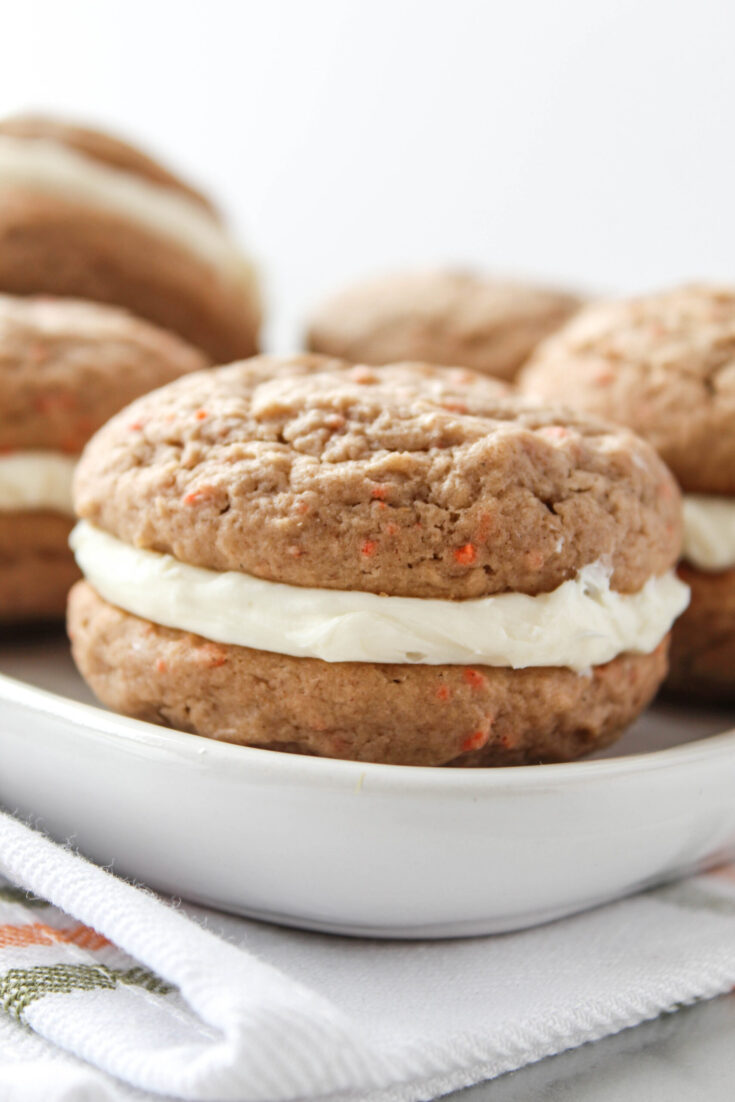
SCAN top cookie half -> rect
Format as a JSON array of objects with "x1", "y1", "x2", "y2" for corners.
[
  {"x1": 520, "y1": 285, "x2": 735, "y2": 494},
  {"x1": 306, "y1": 269, "x2": 581, "y2": 381},
  {"x1": 74, "y1": 355, "x2": 681, "y2": 600},
  {"x1": 0, "y1": 114, "x2": 261, "y2": 363}
]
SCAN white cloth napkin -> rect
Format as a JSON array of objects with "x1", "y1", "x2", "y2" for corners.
[{"x1": 0, "y1": 809, "x2": 734, "y2": 1102}]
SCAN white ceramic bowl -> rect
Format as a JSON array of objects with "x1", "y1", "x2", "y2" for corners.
[{"x1": 0, "y1": 634, "x2": 734, "y2": 938}]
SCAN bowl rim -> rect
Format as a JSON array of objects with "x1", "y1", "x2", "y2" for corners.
[{"x1": 2, "y1": 667, "x2": 734, "y2": 793}]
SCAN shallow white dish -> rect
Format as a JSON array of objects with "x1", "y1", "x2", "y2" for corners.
[{"x1": 0, "y1": 630, "x2": 734, "y2": 938}]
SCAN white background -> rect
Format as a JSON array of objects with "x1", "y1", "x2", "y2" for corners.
[{"x1": 0, "y1": 0, "x2": 733, "y2": 349}]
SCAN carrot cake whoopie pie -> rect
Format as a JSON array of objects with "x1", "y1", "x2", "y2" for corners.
[
  {"x1": 68, "y1": 355, "x2": 688, "y2": 767},
  {"x1": 0, "y1": 294, "x2": 207, "y2": 623},
  {"x1": 306, "y1": 269, "x2": 581, "y2": 381},
  {"x1": 520, "y1": 285, "x2": 735, "y2": 699},
  {"x1": 0, "y1": 114, "x2": 261, "y2": 362}
]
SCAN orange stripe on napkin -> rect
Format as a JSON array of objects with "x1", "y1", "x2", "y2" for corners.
[
  {"x1": 0, "y1": 923, "x2": 110, "y2": 950},
  {"x1": 704, "y1": 864, "x2": 735, "y2": 886}
]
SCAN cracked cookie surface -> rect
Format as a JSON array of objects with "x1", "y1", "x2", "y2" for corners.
[{"x1": 74, "y1": 355, "x2": 682, "y2": 598}]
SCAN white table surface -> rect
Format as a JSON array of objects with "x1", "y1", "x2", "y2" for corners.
[{"x1": 459, "y1": 994, "x2": 735, "y2": 1101}]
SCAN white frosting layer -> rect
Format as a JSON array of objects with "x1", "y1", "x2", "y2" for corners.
[
  {"x1": 0, "y1": 451, "x2": 75, "y2": 514},
  {"x1": 683, "y1": 494, "x2": 735, "y2": 571},
  {"x1": 70, "y1": 522, "x2": 690, "y2": 672},
  {"x1": 0, "y1": 135, "x2": 257, "y2": 292}
]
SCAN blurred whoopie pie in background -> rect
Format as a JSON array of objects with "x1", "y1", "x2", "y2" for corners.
[
  {"x1": 521, "y1": 284, "x2": 735, "y2": 699},
  {"x1": 0, "y1": 294, "x2": 207, "y2": 623},
  {"x1": 306, "y1": 268, "x2": 581, "y2": 381},
  {"x1": 0, "y1": 114, "x2": 261, "y2": 362}
]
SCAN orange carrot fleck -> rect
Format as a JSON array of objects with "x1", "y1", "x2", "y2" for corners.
[
  {"x1": 436, "y1": 685, "x2": 451, "y2": 702},
  {"x1": 463, "y1": 668, "x2": 486, "y2": 690},
  {"x1": 195, "y1": 409, "x2": 208, "y2": 420},
  {"x1": 155, "y1": 658, "x2": 167, "y2": 674},
  {"x1": 461, "y1": 730, "x2": 489, "y2": 753},
  {"x1": 371, "y1": 485, "x2": 387, "y2": 499},
  {"x1": 539, "y1": 425, "x2": 569, "y2": 440},
  {"x1": 361, "y1": 539, "x2": 377, "y2": 557},
  {"x1": 183, "y1": 485, "x2": 216, "y2": 506},
  {"x1": 350, "y1": 366, "x2": 375, "y2": 384},
  {"x1": 453, "y1": 543, "x2": 476, "y2": 565},
  {"x1": 441, "y1": 400, "x2": 467, "y2": 414},
  {"x1": 195, "y1": 643, "x2": 228, "y2": 668}
]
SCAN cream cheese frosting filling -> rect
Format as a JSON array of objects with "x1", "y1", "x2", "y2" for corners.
[
  {"x1": 70, "y1": 521, "x2": 689, "y2": 671},
  {"x1": 0, "y1": 451, "x2": 75, "y2": 514},
  {"x1": 0, "y1": 135, "x2": 257, "y2": 294},
  {"x1": 682, "y1": 494, "x2": 735, "y2": 572}
]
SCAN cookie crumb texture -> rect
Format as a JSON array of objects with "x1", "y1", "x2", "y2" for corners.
[
  {"x1": 307, "y1": 269, "x2": 581, "y2": 380},
  {"x1": 666, "y1": 564, "x2": 735, "y2": 700},
  {"x1": 0, "y1": 512, "x2": 77, "y2": 622},
  {"x1": 521, "y1": 285, "x2": 735, "y2": 494},
  {"x1": 69, "y1": 582, "x2": 669, "y2": 766},
  {"x1": 74, "y1": 356, "x2": 682, "y2": 599}
]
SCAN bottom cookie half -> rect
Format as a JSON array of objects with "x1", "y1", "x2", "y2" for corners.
[
  {"x1": 0, "y1": 511, "x2": 77, "y2": 622},
  {"x1": 667, "y1": 564, "x2": 735, "y2": 700},
  {"x1": 69, "y1": 582, "x2": 669, "y2": 767}
]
